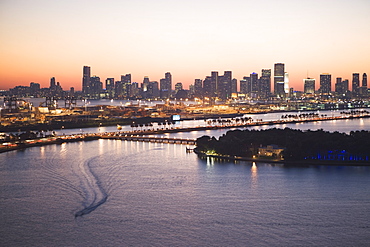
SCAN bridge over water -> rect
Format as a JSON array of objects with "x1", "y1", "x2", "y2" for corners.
[{"x1": 100, "y1": 134, "x2": 196, "y2": 145}]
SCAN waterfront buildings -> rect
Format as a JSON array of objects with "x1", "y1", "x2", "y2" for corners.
[
  {"x1": 352, "y1": 73, "x2": 360, "y2": 95},
  {"x1": 274, "y1": 63, "x2": 285, "y2": 98},
  {"x1": 2, "y1": 64, "x2": 369, "y2": 102},
  {"x1": 319, "y1": 73, "x2": 332, "y2": 94},
  {"x1": 82, "y1": 66, "x2": 91, "y2": 95},
  {"x1": 304, "y1": 78, "x2": 315, "y2": 94}
]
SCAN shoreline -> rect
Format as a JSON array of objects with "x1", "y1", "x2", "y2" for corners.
[{"x1": 194, "y1": 149, "x2": 370, "y2": 167}]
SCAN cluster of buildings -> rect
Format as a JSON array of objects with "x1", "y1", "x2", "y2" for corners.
[
  {"x1": 304, "y1": 73, "x2": 368, "y2": 98},
  {"x1": 1, "y1": 63, "x2": 368, "y2": 102}
]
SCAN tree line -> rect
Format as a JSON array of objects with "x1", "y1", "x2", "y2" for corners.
[{"x1": 196, "y1": 128, "x2": 370, "y2": 162}]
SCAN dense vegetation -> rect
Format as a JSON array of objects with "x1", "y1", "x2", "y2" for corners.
[{"x1": 196, "y1": 128, "x2": 370, "y2": 162}]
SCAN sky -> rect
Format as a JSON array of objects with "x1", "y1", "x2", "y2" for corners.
[{"x1": 1, "y1": 0, "x2": 370, "y2": 91}]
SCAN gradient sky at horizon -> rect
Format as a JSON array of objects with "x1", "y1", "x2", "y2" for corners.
[{"x1": 1, "y1": 0, "x2": 369, "y2": 91}]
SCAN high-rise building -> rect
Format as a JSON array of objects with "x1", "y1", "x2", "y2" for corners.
[
  {"x1": 160, "y1": 72, "x2": 172, "y2": 98},
  {"x1": 89, "y1": 76, "x2": 102, "y2": 98},
  {"x1": 352, "y1": 73, "x2": 360, "y2": 94},
  {"x1": 194, "y1": 79, "x2": 203, "y2": 98},
  {"x1": 121, "y1": 74, "x2": 131, "y2": 99},
  {"x1": 82, "y1": 66, "x2": 91, "y2": 95},
  {"x1": 335, "y1": 77, "x2": 343, "y2": 94},
  {"x1": 105, "y1": 78, "x2": 115, "y2": 98},
  {"x1": 360, "y1": 73, "x2": 368, "y2": 96},
  {"x1": 217, "y1": 71, "x2": 232, "y2": 100},
  {"x1": 231, "y1": 78, "x2": 237, "y2": 94},
  {"x1": 362, "y1": 73, "x2": 368, "y2": 88},
  {"x1": 130, "y1": 82, "x2": 139, "y2": 98},
  {"x1": 50, "y1": 77, "x2": 56, "y2": 90},
  {"x1": 284, "y1": 73, "x2": 289, "y2": 95},
  {"x1": 175, "y1": 82, "x2": 183, "y2": 93},
  {"x1": 250, "y1": 72, "x2": 259, "y2": 98},
  {"x1": 151, "y1": 81, "x2": 160, "y2": 98},
  {"x1": 260, "y1": 69, "x2": 271, "y2": 98},
  {"x1": 343, "y1": 79, "x2": 349, "y2": 92},
  {"x1": 274, "y1": 63, "x2": 285, "y2": 97},
  {"x1": 203, "y1": 76, "x2": 213, "y2": 98},
  {"x1": 240, "y1": 76, "x2": 251, "y2": 95},
  {"x1": 211, "y1": 71, "x2": 219, "y2": 95},
  {"x1": 165, "y1": 72, "x2": 172, "y2": 91},
  {"x1": 319, "y1": 73, "x2": 332, "y2": 94},
  {"x1": 304, "y1": 78, "x2": 315, "y2": 94},
  {"x1": 30, "y1": 82, "x2": 40, "y2": 95},
  {"x1": 141, "y1": 76, "x2": 151, "y2": 99}
]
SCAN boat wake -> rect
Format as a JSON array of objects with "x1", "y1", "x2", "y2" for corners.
[
  {"x1": 74, "y1": 156, "x2": 108, "y2": 218},
  {"x1": 74, "y1": 196, "x2": 107, "y2": 217}
]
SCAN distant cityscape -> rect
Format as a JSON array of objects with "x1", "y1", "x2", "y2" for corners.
[{"x1": 1, "y1": 63, "x2": 368, "y2": 102}]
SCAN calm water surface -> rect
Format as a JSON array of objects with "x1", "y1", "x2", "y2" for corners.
[{"x1": 1, "y1": 117, "x2": 370, "y2": 246}]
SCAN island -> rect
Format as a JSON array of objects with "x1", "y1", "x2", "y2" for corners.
[{"x1": 194, "y1": 128, "x2": 370, "y2": 165}]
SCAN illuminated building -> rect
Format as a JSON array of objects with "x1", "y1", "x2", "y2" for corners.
[
  {"x1": 194, "y1": 79, "x2": 203, "y2": 98},
  {"x1": 82, "y1": 66, "x2": 91, "y2": 95},
  {"x1": 105, "y1": 78, "x2": 115, "y2": 98},
  {"x1": 250, "y1": 72, "x2": 259, "y2": 98},
  {"x1": 304, "y1": 78, "x2": 315, "y2": 94},
  {"x1": 260, "y1": 69, "x2": 271, "y2": 98},
  {"x1": 319, "y1": 73, "x2": 331, "y2": 94},
  {"x1": 160, "y1": 72, "x2": 172, "y2": 98},
  {"x1": 240, "y1": 77, "x2": 250, "y2": 95},
  {"x1": 352, "y1": 73, "x2": 360, "y2": 94},
  {"x1": 274, "y1": 63, "x2": 285, "y2": 97},
  {"x1": 284, "y1": 72, "x2": 289, "y2": 94}
]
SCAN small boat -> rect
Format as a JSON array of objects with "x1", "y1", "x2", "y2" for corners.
[{"x1": 117, "y1": 124, "x2": 122, "y2": 130}]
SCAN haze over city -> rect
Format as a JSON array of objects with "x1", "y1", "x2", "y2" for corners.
[{"x1": 1, "y1": 0, "x2": 369, "y2": 91}]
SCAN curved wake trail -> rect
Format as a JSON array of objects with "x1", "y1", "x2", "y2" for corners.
[{"x1": 75, "y1": 157, "x2": 108, "y2": 218}]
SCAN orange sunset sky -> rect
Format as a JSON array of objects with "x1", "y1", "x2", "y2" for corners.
[{"x1": 1, "y1": 0, "x2": 370, "y2": 91}]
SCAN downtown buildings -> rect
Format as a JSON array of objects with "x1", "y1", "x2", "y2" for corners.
[{"x1": 3, "y1": 64, "x2": 368, "y2": 102}]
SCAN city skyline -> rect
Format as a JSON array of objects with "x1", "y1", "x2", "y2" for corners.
[{"x1": 1, "y1": 0, "x2": 370, "y2": 91}]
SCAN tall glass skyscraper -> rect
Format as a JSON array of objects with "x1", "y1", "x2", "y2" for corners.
[
  {"x1": 319, "y1": 73, "x2": 332, "y2": 94},
  {"x1": 352, "y1": 73, "x2": 360, "y2": 93},
  {"x1": 274, "y1": 63, "x2": 285, "y2": 97},
  {"x1": 82, "y1": 66, "x2": 91, "y2": 95}
]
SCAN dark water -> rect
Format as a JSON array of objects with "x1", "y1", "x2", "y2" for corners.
[{"x1": 1, "y1": 136, "x2": 370, "y2": 246}]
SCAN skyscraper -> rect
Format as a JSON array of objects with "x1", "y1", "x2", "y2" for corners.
[
  {"x1": 284, "y1": 72, "x2": 289, "y2": 94},
  {"x1": 160, "y1": 72, "x2": 172, "y2": 98},
  {"x1": 361, "y1": 73, "x2": 368, "y2": 96},
  {"x1": 231, "y1": 78, "x2": 237, "y2": 94},
  {"x1": 165, "y1": 72, "x2": 172, "y2": 91},
  {"x1": 352, "y1": 73, "x2": 360, "y2": 94},
  {"x1": 260, "y1": 69, "x2": 271, "y2": 98},
  {"x1": 105, "y1": 78, "x2": 115, "y2": 98},
  {"x1": 240, "y1": 77, "x2": 250, "y2": 95},
  {"x1": 89, "y1": 76, "x2": 102, "y2": 99},
  {"x1": 274, "y1": 63, "x2": 285, "y2": 97},
  {"x1": 319, "y1": 73, "x2": 332, "y2": 94},
  {"x1": 362, "y1": 73, "x2": 367, "y2": 88},
  {"x1": 82, "y1": 66, "x2": 91, "y2": 95},
  {"x1": 121, "y1": 74, "x2": 131, "y2": 99},
  {"x1": 203, "y1": 76, "x2": 213, "y2": 98},
  {"x1": 250, "y1": 72, "x2": 259, "y2": 98},
  {"x1": 194, "y1": 79, "x2": 203, "y2": 98},
  {"x1": 218, "y1": 71, "x2": 232, "y2": 100},
  {"x1": 211, "y1": 71, "x2": 218, "y2": 95},
  {"x1": 50, "y1": 77, "x2": 56, "y2": 90},
  {"x1": 304, "y1": 78, "x2": 315, "y2": 94},
  {"x1": 335, "y1": 77, "x2": 344, "y2": 94}
]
